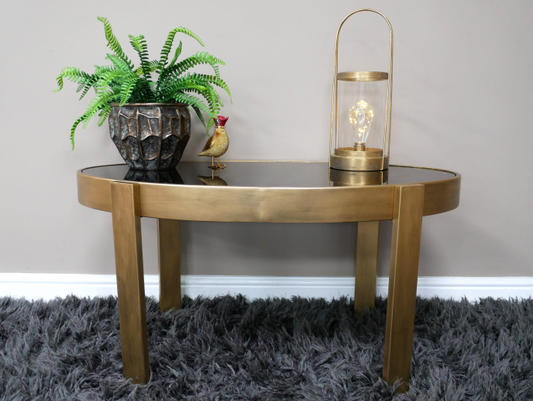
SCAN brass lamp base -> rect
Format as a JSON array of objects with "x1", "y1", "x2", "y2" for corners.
[
  {"x1": 330, "y1": 147, "x2": 389, "y2": 171},
  {"x1": 329, "y1": 168, "x2": 388, "y2": 186}
]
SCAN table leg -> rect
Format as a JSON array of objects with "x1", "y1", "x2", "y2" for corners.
[
  {"x1": 354, "y1": 221, "x2": 380, "y2": 313},
  {"x1": 383, "y1": 184, "x2": 424, "y2": 393},
  {"x1": 158, "y1": 219, "x2": 182, "y2": 312},
  {"x1": 110, "y1": 182, "x2": 150, "y2": 384}
]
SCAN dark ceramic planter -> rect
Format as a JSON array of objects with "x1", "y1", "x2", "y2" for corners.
[
  {"x1": 108, "y1": 103, "x2": 191, "y2": 170},
  {"x1": 123, "y1": 168, "x2": 184, "y2": 184}
]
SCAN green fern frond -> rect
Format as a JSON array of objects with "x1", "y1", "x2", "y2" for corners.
[
  {"x1": 205, "y1": 117, "x2": 215, "y2": 134},
  {"x1": 190, "y1": 104, "x2": 206, "y2": 128},
  {"x1": 97, "y1": 106, "x2": 112, "y2": 126},
  {"x1": 196, "y1": 51, "x2": 225, "y2": 66},
  {"x1": 183, "y1": 77, "x2": 222, "y2": 107},
  {"x1": 93, "y1": 69, "x2": 129, "y2": 94},
  {"x1": 129, "y1": 34, "x2": 152, "y2": 80},
  {"x1": 160, "y1": 79, "x2": 208, "y2": 100},
  {"x1": 173, "y1": 92, "x2": 210, "y2": 115},
  {"x1": 73, "y1": 72, "x2": 99, "y2": 100},
  {"x1": 78, "y1": 79, "x2": 97, "y2": 100},
  {"x1": 148, "y1": 60, "x2": 161, "y2": 72},
  {"x1": 196, "y1": 51, "x2": 225, "y2": 78},
  {"x1": 54, "y1": 67, "x2": 93, "y2": 92},
  {"x1": 133, "y1": 78, "x2": 157, "y2": 103},
  {"x1": 82, "y1": 88, "x2": 120, "y2": 129},
  {"x1": 94, "y1": 65, "x2": 116, "y2": 75},
  {"x1": 119, "y1": 77, "x2": 139, "y2": 105},
  {"x1": 160, "y1": 52, "x2": 225, "y2": 84},
  {"x1": 97, "y1": 17, "x2": 134, "y2": 71},
  {"x1": 168, "y1": 41, "x2": 183, "y2": 68},
  {"x1": 173, "y1": 91, "x2": 215, "y2": 135},
  {"x1": 186, "y1": 73, "x2": 232, "y2": 100},
  {"x1": 176, "y1": 74, "x2": 224, "y2": 110},
  {"x1": 187, "y1": 86, "x2": 222, "y2": 117},
  {"x1": 159, "y1": 27, "x2": 204, "y2": 68},
  {"x1": 69, "y1": 90, "x2": 116, "y2": 149},
  {"x1": 105, "y1": 53, "x2": 133, "y2": 73},
  {"x1": 76, "y1": 81, "x2": 86, "y2": 93},
  {"x1": 70, "y1": 114, "x2": 88, "y2": 149},
  {"x1": 81, "y1": 99, "x2": 106, "y2": 129},
  {"x1": 94, "y1": 69, "x2": 123, "y2": 86},
  {"x1": 135, "y1": 60, "x2": 160, "y2": 76}
]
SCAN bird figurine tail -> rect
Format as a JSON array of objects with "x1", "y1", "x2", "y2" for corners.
[{"x1": 198, "y1": 116, "x2": 229, "y2": 170}]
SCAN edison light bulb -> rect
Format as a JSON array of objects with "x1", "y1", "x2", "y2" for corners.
[{"x1": 349, "y1": 100, "x2": 374, "y2": 150}]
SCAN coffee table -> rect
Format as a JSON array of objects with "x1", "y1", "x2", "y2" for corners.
[{"x1": 77, "y1": 161, "x2": 460, "y2": 391}]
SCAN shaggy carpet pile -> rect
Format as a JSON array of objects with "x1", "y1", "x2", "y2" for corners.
[{"x1": 1, "y1": 295, "x2": 533, "y2": 400}]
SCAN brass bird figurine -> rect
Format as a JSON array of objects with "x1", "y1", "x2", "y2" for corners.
[{"x1": 198, "y1": 116, "x2": 229, "y2": 170}]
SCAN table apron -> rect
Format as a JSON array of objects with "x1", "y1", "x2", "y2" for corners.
[{"x1": 77, "y1": 172, "x2": 460, "y2": 222}]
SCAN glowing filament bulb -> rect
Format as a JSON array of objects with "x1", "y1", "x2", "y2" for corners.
[{"x1": 349, "y1": 100, "x2": 374, "y2": 149}]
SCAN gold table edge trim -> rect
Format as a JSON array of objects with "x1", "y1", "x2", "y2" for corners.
[
  {"x1": 78, "y1": 161, "x2": 461, "y2": 184},
  {"x1": 77, "y1": 162, "x2": 460, "y2": 221}
]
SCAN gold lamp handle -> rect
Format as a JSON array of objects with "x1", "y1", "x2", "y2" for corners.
[{"x1": 329, "y1": 9, "x2": 394, "y2": 170}]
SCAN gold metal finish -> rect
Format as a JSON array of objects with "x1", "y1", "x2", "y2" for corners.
[
  {"x1": 208, "y1": 159, "x2": 227, "y2": 170},
  {"x1": 110, "y1": 103, "x2": 188, "y2": 107},
  {"x1": 354, "y1": 221, "x2": 380, "y2": 312},
  {"x1": 329, "y1": 169, "x2": 388, "y2": 186},
  {"x1": 110, "y1": 181, "x2": 150, "y2": 384},
  {"x1": 331, "y1": 147, "x2": 387, "y2": 171},
  {"x1": 77, "y1": 163, "x2": 460, "y2": 220},
  {"x1": 199, "y1": 124, "x2": 229, "y2": 170},
  {"x1": 330, "y1": 154, "x2": 389, "y2": 172},
  {"x1": 337, "y1": 71, "x2": 388, "y2": 82},
  {"x1": 77, "y1": 161, "x2": 461, "y2": 389},
  {"x1": 329, "y1": 9, "x2": 394, "y2": 171},
  {"x1": 79, "y1": 172, "x2": 394, "y2": 223},
  {"x1": 383, "y1": 184, "x2": 425, "y2": 392},
  {"x1": 422, "y1": 173, "x2": 461, "y2": 216},
  {"x1": 334, "y1": 147, "x2": 382, "y2": 157},
  {"x1": 158, "y1": 219, "x2": 181, "y2": 312},
  {"x1": 198, "y1": 169, "x2": 229, "y2": 186}
]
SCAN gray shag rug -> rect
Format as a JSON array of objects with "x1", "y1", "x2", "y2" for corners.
[{"x1": 1, "y1": 295, "x2": 533, "y2": 400}]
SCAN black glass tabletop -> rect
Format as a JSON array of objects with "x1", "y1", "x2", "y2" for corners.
[{"x1": 81, "y1": 162, "x2": 456, "y2": 188}]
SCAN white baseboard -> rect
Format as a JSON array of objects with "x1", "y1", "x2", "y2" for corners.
[{"x1": 0, "y1": 274, "x2": 532, "y2": 302}]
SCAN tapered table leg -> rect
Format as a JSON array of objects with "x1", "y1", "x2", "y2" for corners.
[
  {"x1": 111, "y1": 182, "x2": 150, "y2": 384},
  {"x1": 354, "y1": 221, "x2": 380, "y2": 313},
  {"x1": 383, "y1": 184, "x2": 424, "y2": 393},
  {"x1": 158, "y1": 219, "x2": 181, "y2": 312}
]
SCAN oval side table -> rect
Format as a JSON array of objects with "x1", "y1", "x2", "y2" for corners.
[{"x1": 77, "y1": 161, "x2": 461, "y2": 392}]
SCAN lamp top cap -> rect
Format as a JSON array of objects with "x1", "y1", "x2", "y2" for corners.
[{"x1": 337, "y1": 71, "x2": 388, "y2": 82}]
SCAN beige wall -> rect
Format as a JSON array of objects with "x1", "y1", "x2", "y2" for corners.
[{"x1": 1, "y1": 0, "x2": 532, "y2": 277}]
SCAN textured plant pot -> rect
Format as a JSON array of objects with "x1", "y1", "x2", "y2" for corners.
[
  {"x1": 123, "y1": 168, "x2": 184, "y2": 184},
  {"x1": 109, "y1": 103, "x2": 191, "y2": 170}
]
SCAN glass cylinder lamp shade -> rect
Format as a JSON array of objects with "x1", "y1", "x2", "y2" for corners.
[{"x1": 329, "y1": 10, "x2": 393, "y2": 172}]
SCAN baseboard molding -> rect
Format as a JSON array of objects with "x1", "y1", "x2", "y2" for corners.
[{"x1": 0, "y1": 274, "x2": 532, "y2": 302}]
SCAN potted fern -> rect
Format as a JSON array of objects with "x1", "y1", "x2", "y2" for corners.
[{"x1": 55, "y1": 17, "x2": 231, "y2": 170}]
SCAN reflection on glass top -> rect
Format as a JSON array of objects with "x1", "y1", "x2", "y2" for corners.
[{"x1": 82, "y1": 162, "x2": 456, "y2": 188}]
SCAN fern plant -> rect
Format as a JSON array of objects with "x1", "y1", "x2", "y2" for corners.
[{"x1": 55, "y1": 17, "x2": 231, "y2": 149}]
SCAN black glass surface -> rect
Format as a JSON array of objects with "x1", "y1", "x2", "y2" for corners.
[{"x1": 82, "y1": 162, "x2": 456, "y2": 188}]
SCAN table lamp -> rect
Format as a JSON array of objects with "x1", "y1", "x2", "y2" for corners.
[{"x1": 329, "y1": 9, "x2": 393, "y2": 173}]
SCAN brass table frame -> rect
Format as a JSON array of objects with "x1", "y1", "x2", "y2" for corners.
[{"x1": 77, "y1": 162, "x2": 461, "y2": 392}]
